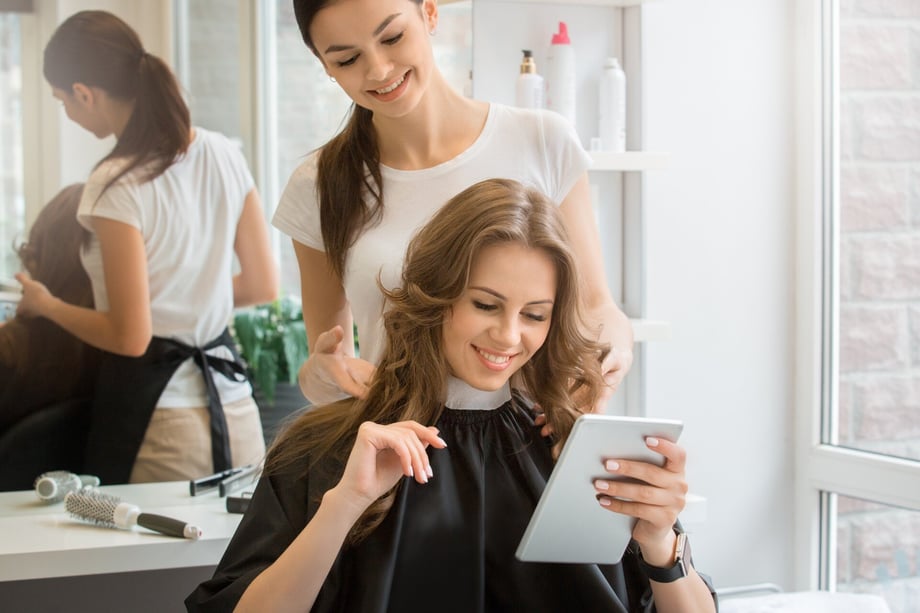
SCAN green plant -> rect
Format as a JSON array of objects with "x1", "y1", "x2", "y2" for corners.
[{"x1": 232, "y1": 296, "x2": 309, "y2": 406}]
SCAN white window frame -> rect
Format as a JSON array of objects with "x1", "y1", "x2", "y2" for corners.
[
  {"x1": 18, "y1": 4, "x2": 60, "y2": 229},
  {"x1": 793, "y1": 0, "x2": 920, "y2": 592}
]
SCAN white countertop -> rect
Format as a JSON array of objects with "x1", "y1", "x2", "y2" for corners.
[
  {"x1": 0, "y1": 480, "x2": 706, "y2": 583},
  {"x1": 0, "y1": 481, "x2": 243, "y2": 581}
]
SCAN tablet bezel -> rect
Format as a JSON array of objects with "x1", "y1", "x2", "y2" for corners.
[{"x1": 515, "y1": 414, "x2": 684, "y2": 565}]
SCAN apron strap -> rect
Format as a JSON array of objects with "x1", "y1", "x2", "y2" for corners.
[{"x1": 190, "y1": 331, "x2": 248, "y2": 473}]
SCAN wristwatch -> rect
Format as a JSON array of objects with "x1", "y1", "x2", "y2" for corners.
[{"x1": 638, "y1": 528, "x2": 691, "y2": 583}]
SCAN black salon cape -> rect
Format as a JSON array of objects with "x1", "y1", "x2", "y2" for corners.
[{"x1": 188, "y1": 400, "x2": 712, "y2": 612}]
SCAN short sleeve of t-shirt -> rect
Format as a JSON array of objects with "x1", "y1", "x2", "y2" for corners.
[
  {"x1": 77, "y1": 160, "x2": 145, "y2": 231},
  {"x1": 272, "y1": 153, "x2": 323, "y2": 251},
  {"x1": 533, "y1": 109, "x2": 592, "y2": 204}
]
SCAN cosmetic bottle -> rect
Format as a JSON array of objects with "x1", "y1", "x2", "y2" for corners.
[
  {"x1": 515, "y1": 50, "x2": 544, "y2": 109},
  {"x1": 545, "y1": 21, "x2": 576, "y2": 125},
  {"x1": 598, "y1": 57, "x2": 626, "y2": 151}
]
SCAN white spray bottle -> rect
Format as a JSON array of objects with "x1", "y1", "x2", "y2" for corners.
[
  {"x1": 544, "y1": 21, "x2": 576, "y2": 125},
  {"x1": 598, "y1": 57, "x2": 626, "y2": 151}
]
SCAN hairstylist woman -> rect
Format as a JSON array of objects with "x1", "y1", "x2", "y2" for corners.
[
  {"x1": 274, "y1": 0, "x2": 634, "y2": 412},
  {"x1": 17, "y1": 10, "x2": 278, "y2": 484}
]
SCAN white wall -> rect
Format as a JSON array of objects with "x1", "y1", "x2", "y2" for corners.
[{"x1": 642, "y1": 0, "x2": 796, "y2": 591}]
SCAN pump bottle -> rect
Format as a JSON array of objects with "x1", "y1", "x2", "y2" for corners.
[{"x1": 515, "y1": 50, "x2": 544, "y2": 109}]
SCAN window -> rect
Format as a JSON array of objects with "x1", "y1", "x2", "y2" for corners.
[
  {"x1": 836, "y1": 0, "x2": 920, "y2": 465},
  {"x1": 0, "y1": 13, "x2": 24, "y2": 281},
  {"x1": 797, "y1": 2, "x2": 920, "y2": 610}
]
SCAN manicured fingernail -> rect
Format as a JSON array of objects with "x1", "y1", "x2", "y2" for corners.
[
  {"x1": 646, "y1": 437, "x2": 659, "y2": 447},
  {"x1": 594, "y1": 479, "x2": 609, "y2": 491},
  {"x1": 605, "y1": 460, "x2": 619, "y2": 471},
  {"x1": 408, "y1": 466, "x2": 414, "y2": 477},
  {"x1": 426, "y1": 465, "x2": 433, "y2": 478},
  {"x1": 436, "y1": 437, "x2": 447, "y2": 446},
  {"x1": 599, "y1": 497, "x2": 611, "y2": 507}
]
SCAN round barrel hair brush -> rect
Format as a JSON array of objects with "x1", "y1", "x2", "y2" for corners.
[{"x1": 65, "y1": 490, "x2": 202, "y2": 540}]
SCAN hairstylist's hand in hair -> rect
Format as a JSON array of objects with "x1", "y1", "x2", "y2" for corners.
[
  {"x1": 534, "y1": 346, "x2": 631, "y2": 437},
  {"x1": 298, "y1": 325, "x2": 376, "y2": 403},
  {"x1": 333, "y1": 421, "x2": 447, "y2": 513},
  {"x1": 14, "y1": 272, "x2": 55, "y2": 318},
  {"x1": 596, "y1": 345, "x2": 633, "y2": 407}
]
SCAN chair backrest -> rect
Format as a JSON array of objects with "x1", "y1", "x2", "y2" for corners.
[{"x1": 0, "y1": 397, "x2": 92, "y2": 492}]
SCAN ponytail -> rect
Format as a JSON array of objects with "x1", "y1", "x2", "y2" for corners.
[
  {"x1": 316, "y1": 105, "x2": 383, "y2": 279},
  {"x1": 107, "y1": 52, "x2": 191, "y2": 189},
  {"x1": 43, "y1": 10, "x2": 190, "y2": 193}
]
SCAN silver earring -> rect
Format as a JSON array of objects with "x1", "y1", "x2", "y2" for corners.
[{"x1": 329, "y1": 76, "x2": 336, "y2": 83}]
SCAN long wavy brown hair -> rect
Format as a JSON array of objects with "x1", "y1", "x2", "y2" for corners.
[
  {"x1": 292, "y1": 0, "x2": 427, "y2": 279},
  {"x1": 0, "y1": 184, "x2": 94, "y2": 379},
  {"x1": 43, "y1": 10, "x2": 191, "y2": 195},
  {"x1": 267, "y1": 179, "x2": 608, "y2": 543}
]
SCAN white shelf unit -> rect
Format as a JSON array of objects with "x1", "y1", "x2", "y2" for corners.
[
  {"x1": 630, "y1": 318, "x2": 671, "y2": 343},
  {"x1": 448, "y1": 0, "x2": 655, "y2": 6},
  {"x1": 589, "y1": 151, "x2": 670, "y2": 172},
  {"x1": 472, "y1": 0, "x2": 664, "y2": 417}
]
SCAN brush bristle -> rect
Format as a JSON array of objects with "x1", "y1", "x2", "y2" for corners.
[{"x1": 65, "y1": 490, "x2": 122, "y2": 527}]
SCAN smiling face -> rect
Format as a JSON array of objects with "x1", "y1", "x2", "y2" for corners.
[
  {"x1": 308, "y1": 0, "x2": 437, "y2": 118},
  {"x1": 442, "y1": 242, "x2": 557, "y2": 392}
]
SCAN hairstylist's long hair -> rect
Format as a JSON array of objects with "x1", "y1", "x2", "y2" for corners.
[
  {"x1": 292, "y1": 0, "x2": 426, "y2": 279},
  {"x1": 43, "y1": 10, "x2": 191, "y2": 193},
  {"x1": 0, "y1": 184, "x2": 95, "y2": 379},
  {"x1": 267, "y1": 178, "x2": 609, "y2": 543}
]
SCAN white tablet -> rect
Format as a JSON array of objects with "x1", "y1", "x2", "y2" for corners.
[{"x1": 515, "y1": 414, "x2": 684, "y2": 565}]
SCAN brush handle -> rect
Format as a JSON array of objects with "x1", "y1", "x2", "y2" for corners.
[{"x1": 136, "y1": 512, "x2": 202, "y2": 540}]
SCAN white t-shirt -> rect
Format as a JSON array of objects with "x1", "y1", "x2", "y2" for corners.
[
  {"x1": 78, "y1": 127, "x2": 254, "y2": 408},
  {"x1": 273, "y1": 104, "x2": 591, "y2": 365}
]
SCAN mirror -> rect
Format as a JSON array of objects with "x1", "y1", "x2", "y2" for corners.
[{"x1": 0, "y1": 0, "x2": 473, "y2": 487}]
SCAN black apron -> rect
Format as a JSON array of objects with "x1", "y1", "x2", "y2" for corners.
[{"x1": 84, "y1": 327, "x2": 247, "y2": 484}]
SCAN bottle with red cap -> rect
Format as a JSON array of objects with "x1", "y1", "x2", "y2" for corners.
[{"x1": 544, "y1": 21, "x2": 576, "y2": 125}]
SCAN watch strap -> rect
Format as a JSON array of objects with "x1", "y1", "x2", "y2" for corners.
[{"x1": 638, "y1": 531, "x2": 690, "y2": 583}]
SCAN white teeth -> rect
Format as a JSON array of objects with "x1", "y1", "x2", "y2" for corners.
[
  {"x1": 375, "y1": 74, "x2": 405, "y2": 94},
  {"x1": 477, "y1": 349, "x2": 510, "y2": 364}
]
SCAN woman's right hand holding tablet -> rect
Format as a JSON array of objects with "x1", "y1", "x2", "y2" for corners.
[{"x1": 298, "y1": 325, "x2": 377, "y2": 403}]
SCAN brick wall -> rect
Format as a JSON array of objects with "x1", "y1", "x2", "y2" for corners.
[{"x1": 836, "y1": 0, "x2": 920, "y2": 609}]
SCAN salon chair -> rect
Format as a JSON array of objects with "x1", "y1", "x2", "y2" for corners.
[{"x1": 0, "y1": 397, "x2": 91, "y2": 491}]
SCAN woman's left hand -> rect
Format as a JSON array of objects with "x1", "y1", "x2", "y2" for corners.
[
  {"x1": 14, "y1": 272, "x2": 55, "y2": 318},
  {"x1": 593, "y1": 436, "x2": 687, "y2": 564}
]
